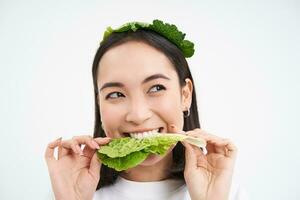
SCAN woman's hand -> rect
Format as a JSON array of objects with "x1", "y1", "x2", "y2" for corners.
[
  {"x1": 45, "y1": 135, "x2": 111, "y2": 200},
  {"x1": 169, "y1": 125, "x2": 238, "y2": 200}
]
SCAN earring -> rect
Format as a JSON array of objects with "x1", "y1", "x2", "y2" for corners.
[{"x1": 183, "y1": 108, "x2": 190, "y2": 118}]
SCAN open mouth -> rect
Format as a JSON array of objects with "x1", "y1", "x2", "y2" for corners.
[{"x1": 124, "y1": 127, "x2": 164, "y2": 139}]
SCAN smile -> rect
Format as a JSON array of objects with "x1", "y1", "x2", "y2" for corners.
[{"x1": 124, "y1": 127, "x2": 163, "y2": 139}]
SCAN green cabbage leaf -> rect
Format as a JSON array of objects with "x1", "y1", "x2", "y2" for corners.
[{"x1": 97, "y1": 133, "x2": 206, "y2": 171}]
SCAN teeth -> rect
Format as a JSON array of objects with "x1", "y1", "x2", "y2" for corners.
[{"x1": 129, "y1": 128, "x2": 160, "y2": 139}]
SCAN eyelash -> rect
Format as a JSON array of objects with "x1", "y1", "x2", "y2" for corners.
[{"x1": 105, "y1": 84, "x2": 166, "y2": 100}]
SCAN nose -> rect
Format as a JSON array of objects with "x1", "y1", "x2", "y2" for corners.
[{"x1": 125, "y1": 97, "x2": 152, "y2": 125}]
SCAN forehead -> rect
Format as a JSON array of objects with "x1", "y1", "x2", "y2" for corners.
[{"x1": 97, "y1": 41, "x2": 178, "y2": 85}]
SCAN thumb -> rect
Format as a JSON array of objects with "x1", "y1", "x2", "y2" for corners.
[
  {"x1": 182, "y1": 141, "x2": 198, "y2": 171},
  {"x1": 89, "y1": 152, "x2": 101, "y2": 181},
  {"x1": 168, "y1": 124, "x2": 197, "y2": 170}
]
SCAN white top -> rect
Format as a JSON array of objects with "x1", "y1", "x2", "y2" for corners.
[{"x1": 93, "y1": 176, "x2": 248, "y2": 200}]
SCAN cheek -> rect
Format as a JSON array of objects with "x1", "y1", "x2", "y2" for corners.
[
  {"x1": 100, "y1": 103, "x2": 126, "y2": 137},
  {"x1": 150, "y1": 93, "x2": 184, "y2": 130}
]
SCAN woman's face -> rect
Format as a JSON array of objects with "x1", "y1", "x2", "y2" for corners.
[{"x1": 97, "y1": 41, "x2": 192, "y2": 166}]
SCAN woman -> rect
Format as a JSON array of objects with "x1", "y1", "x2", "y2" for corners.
[{"x1": 45, "y1": 20, "x2": 241, "y2": 200}]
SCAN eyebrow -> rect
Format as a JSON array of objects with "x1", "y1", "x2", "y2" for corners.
[{"x1": 99, "y1": 73, "x2": 170, "y2": 92}]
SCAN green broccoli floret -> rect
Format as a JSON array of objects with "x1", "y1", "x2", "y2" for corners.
[{"x1": 149, "y1": 20, "x2": 194, "y2": 57}]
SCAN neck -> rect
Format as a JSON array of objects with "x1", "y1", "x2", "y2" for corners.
[{"x1": 120, "y1": 152, "x2": 173, "y2": 182}]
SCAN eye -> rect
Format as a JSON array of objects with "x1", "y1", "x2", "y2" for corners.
[
  {"x1": 148, "y1": 84, "x2": 166, "y2": 93},
  {"x1": 105, "y1": 92, "x2": 125, "y2": 99}
]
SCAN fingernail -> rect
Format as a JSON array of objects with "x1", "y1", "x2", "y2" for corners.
[
  {"x1": 201, "y1": 147, "x2": 208, "y2": 155},
  {"x1": 92, "y1": 140, "x2": 100, "y2": 149},
  {"x1": 170, "y1": 124, "x2": 175, "y2": 129}
]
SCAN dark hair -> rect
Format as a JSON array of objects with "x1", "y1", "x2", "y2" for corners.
[{"x1": 92, "y1": 30, "x2": 201, "y2": 189}]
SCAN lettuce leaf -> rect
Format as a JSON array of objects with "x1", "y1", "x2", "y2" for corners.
[
  {"x1": 97, "y1": 133, "x2": 206, "y2": 171},
  {"x1": 98, "y1": 150, "x2": 150, "y2": 171}
]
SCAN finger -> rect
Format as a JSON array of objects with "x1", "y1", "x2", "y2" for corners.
[
  {"x1": 82, "y1": 145, "x2": 96, "y2": 159},
  {"x1": 226, "y1": 141, "x2": 238, "y2": 158},
  {"x1": 61, "y1": 139, "x2": 81, "y2": 155},
  {"x1": 80, "y1": 137, "x2": 111, "y2": 159},
  {"x1": 72, "y1": 135, "x2": 100, "y2": 150},
  {"x1": 57, "y1": 144, "x2": 70, "y2": 159},
  {"x1": 93, "y1": 137, "x2": 112, "y2": 145},
  {"x1": 212, "y1": 141, "x2": 227, "y2": 155},
  {"x1": 186, "y1": 129, "x2": 222, "y2": 141},
  {"x1": 88, "y1": 152, "x2": 101, "y2": 181},
  {"x1": 61, "y1": 135, "x2": 98, "y2": 155},
  {"x1": 183, "y1": 129, "x2": 237, "y2": 158},
  {"x1": 185, "y1": 129, "x2": 225, "y2": 154},
  {"x1": 213, "y1": 139, "x2": 238, "y2": 158},
  {"x1": 181, "y1": 141, "x2": 198, "y2": 171},
  {"x1": 200, "y1": 146, "x2": 208, "y2": 155},
  {"x1": 45, "y1": 137, "x2": 62, "y2": 161},
  {"x1": 203, "y1": 138, "x2": 226, "y2": 155},
  {"x1": 168, "y1": 124, "x2": 185, "y2": 134}
]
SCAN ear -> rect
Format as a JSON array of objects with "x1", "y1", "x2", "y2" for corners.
[{"x1": 181, "y1": 78, "x2": 193, "y2": 111}]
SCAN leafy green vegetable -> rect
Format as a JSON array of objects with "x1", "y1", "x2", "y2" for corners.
[
  {"x1": 100, "y1": 19, "x2": 195, "y2": 58},
  {"x1": 148, "y1": 20, "x2": 194, "y2": 58},
  {"x1": 102, "y1": 22, "x2": 150, "y2": 42},
  {"x1": 97, "y1": 133, "x2": 206, "y2": 171},
  {"x1": 98, "y1": 151, "x2": 150, "y2": 171}
]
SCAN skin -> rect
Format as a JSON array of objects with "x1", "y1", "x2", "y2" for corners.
[
  {"x1": 45, "y1": 41, "x2": 237, "y2": 200},
  {"x1": 97, "y1": 41, "x2": 191, "y2": 181}
]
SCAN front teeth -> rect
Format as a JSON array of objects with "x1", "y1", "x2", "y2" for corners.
[{"x1": 129, "y1": 128, "x2": 160, "y2": 139}]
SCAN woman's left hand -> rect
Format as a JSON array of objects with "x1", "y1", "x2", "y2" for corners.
[{"x1": 169, "y1": 125, "x2": 238, "y2": 200}]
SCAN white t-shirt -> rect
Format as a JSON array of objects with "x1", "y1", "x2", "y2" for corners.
[{"x1": 93, "y1": 176, "x2": 248, "y2": 200}]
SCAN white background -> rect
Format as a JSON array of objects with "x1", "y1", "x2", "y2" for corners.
[{"x1": 0, "y1": 0, "x2": 299, "y2": 199}]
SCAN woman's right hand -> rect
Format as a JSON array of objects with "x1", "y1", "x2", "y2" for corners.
[{"x1": 45, "y1": 135, "x2": 111, "y2": 200}]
